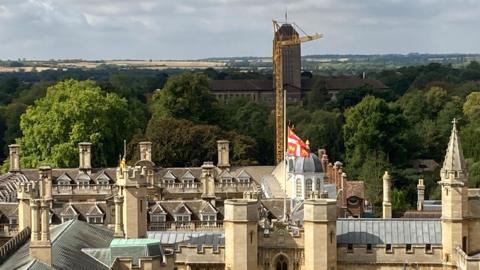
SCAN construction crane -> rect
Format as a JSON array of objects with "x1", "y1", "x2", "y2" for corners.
[{"x1": 273, "y1": 20, "x2": 322, "y2": 164}]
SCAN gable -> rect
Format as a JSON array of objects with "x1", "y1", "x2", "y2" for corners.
[
  {"x1": 75, "y1": 172, "x2": 92, "y2": 183},
  {"x1": 162, "y1": 170, "x2": 177, "y2": 181},
  {"x1": 236, "y1": 170, "x2": 252, "y2": 179},
  {"x1": 199, "y1": 202, "x2": 217, "y2": 214},
  {"x1": 218, "y1": 170, "x2": 233, "y2": 179},
  {"x1": 149, "y1": 203, "x2": 167, "y2": 215},
  {"x1": 181, "y1": 171, "x2": 195, "y2": 181},
  {"x1": 61, "y1": 204, "x2": 79, "y2": 216},
  {"x1": 173, "y1": 203, "x2": 192, "y2": 215},
  {"x1": 86, "y1": 204, "x2": 104, "y2": 216},
  {"x1": 95, "y1": 171, "x2": 111, "y2": 183},
  {"x1": 57, "y1": 172, "x2": 73, "y2": 183}
]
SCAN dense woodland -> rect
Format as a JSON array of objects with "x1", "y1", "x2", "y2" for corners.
[{"x1": 1, "y1": 62, "x2": 480, "y2": 213}]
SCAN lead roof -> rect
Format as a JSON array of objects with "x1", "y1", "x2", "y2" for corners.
[{"x1": 336, "y1": 219, "x2": 442, "y2": 245}]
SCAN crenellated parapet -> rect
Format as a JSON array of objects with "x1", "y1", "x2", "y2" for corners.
[
  {"x1": 17, "y1": 181, "x2": 40, "y2": 201},
  {"x1": 116, "y1": 166, "x2": 148, "y2": 187}
]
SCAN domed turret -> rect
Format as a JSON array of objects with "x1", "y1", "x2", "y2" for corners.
[{"x1": 293, "y1": 154, "x2": 323, "y2": 173}]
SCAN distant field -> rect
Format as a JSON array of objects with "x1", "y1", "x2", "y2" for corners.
[
  {"x1": 0, "y1": 59, "x2": 227, "y2": 73},
  {"x1": 1, "y1": 54, "x2": 480, "y2": 73}
]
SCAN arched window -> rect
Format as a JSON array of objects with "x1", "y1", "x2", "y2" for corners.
[
  {"x1": 305, "y1": 179, "x2": 313, "y2": 193},
  {"x1": 316, "y1": 178, "x2": 321, "y2": 190},
  {"x1": 296, "y1": 179, "x2": 302, "y2": 198},
  {"x1": 275, "y1": 255, "x2": 288, "y2": 270}
]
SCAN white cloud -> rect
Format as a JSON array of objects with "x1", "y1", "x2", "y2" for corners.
[{"x1": 0, "y1": 0, "x2": 479, "y2": 59}]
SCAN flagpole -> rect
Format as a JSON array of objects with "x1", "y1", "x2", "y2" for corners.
[{"x1": 283, "y1": 88, "x2": 287, "y2": 223}]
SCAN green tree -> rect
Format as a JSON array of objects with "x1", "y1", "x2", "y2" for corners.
[
  {"x1": 287, "y1": 107, "x2": 344, "y2": 161},
  {"x1": 463, "y1": 92, "x2": 480, "y2": 121},
  {"x1": 144, "y1": 118, "x2": 258, "y2": 167},
  {"x1": 17, "y1": 79, "x2": 135, "y2": 168},
  {"x1": 425, "y1": 86, "x2": 448, "y2": 115},
  {"x1": 150, "y1": 73, "x2": 222, "y2": 124},
  {"x1": 358, "y1": 151, "x2": 390, "y2": 210},
  {"x1": 343, "y1": 96, "x2": 407, "y2": 177},
  {"x1": 223, "y1": 98, "x2": 274, "y2": 164},
  {"x1": 306, "y1": 78, "x2": 331, "y2": 109}
]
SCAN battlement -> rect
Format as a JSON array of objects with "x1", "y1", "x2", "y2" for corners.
[
  {"x1": 116, "y1": 166, "x2": 147, "y2": 187},
  {"x1": 17, "y1": 181, "x2": 39, "y2": 200}
]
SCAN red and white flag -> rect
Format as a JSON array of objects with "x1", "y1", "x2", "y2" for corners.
[{"x1": 287, "y1": 127, "x2": 310, "y2": 157}]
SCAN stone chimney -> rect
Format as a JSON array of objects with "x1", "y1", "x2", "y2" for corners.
[
  {"x1": 78, "y1": 142, "x2": 92, "y2": 172},
  {"x1": 8, "y1": 144, "x2": 20, "y2": 172},
  {"x1": 417, "y1": 179, "x2": 425, "y2": 211},
  {"x1": 318, "y1": 149, "x2": 328, "y2": 172},
  {"x1": 217, "y1": 140, "x2": 230, "y2": 170},
  {"x1": 139, "y1": 141, "x2": 152, "y2": 161},
  {"x1": 201, "y1": 162, "x2": 216, "y2": 202},
  {"x1": 382, "y1": 171, "x2": 392, "y2": 219},
  {"x1": 30, "y1": 166, "x2": 52, "y2": 266}
]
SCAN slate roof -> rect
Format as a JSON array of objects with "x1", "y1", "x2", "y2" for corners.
[
  {"x1": 211, "y1": 80, "x2": 273, "y2": 92},
  {"x1": 0, "y1": 220, "x2": 114, "y2": 270},
  {"x1": 336, "y1": 219, "x2": 442, "y2": 245},
  {"x1": 150, "y1": 200, "x2": 220, "y2": 221},
  {"x1": 50, "y1": 201, "x2": 111, "y2": 224},
  {"x1": 261, "y1": 199, "x2": 291, "y2": 220},
  {"x1": 301, "y1": 78, "x2": 389, "y2": 91},
  {"x1": 147, "y1": 231, "x2": 225, "y2": 249}
]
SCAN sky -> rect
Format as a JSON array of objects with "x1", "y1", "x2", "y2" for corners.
[{"x1": 0, "y1": 0, "x2": 480, "y2": 60}]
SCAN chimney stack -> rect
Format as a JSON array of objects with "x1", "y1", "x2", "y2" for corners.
[
  {"x1": 78, "y1": 142, "x2": 92, "y2": 172},
  {"x1": 201, "y1": 162, "x2": 216, "y2": 203},
  {"x1": 382, "y1": 171, "x2": 392, "y2": 219},
  {"x1": 8, "y1": 144, "x2": 20, "y2": 172},
  {"x1": 30, "y1": 166, "x2": 52, "y2": 266},
  {"x1": 139, "y1": 141, "x2": 152, "y2": 161},
  {"x1": 217, "y1": 140, "x2": 230, "y2": 169},
  {"x1": 39, "y1": 166, "x2": 52, "y2": 201},
  {"x1": 417, "y1": 179, "x2": 425, "y2": 211}
]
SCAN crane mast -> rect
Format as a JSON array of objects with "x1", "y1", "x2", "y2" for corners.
[{"x1": 273, "y1": 20, "x2": 322, "y2": 164}]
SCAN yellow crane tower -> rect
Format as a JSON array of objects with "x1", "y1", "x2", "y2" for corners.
[{"x1": 273, "y1": 20, "x2": 322, "y2": 164}]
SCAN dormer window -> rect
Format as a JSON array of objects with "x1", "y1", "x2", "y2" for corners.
[
  {"x1": 219, "y1": 170, "x2": 234, "y2": 186},
  {"x1": 175, "y1": 214, "x2": 191, "y2": 224},
  {"x1": 236, "y1": 170, "x2": 252, "y2": 186},
  {"x1": 173, "y1": 203, "x2": 192, "y2": 225},
  {"x1": 75, "y1": 172, "x2": 92, "y2": 186},
  {"x1": 57, "y1": 173, "x2": 73, "y2": 185},
  {"x1": 61, "y1": 204, "x2": 79, "y2": 223},
  {"x1": 94, "y1": 171, "x2": 111, "y2": 185},
  {"x1": 88, "y1": 216, "x2": 103, "y2": 224},
  {"x1": 86, "y1": 204, "x2": 104, "y2": 224},
  {"x1": 199, "y1": 201, "x2": 218, "y2": 227},
  {"x1": 181, "y1": 171, "x2": 196, "y2": 188},
  {"x1": 149, "y1": 202, "x2": 167, "y2": 223},
  {"x1": 162, "y1": 170, "x2": 177, "y2": 186},
  {"x1": 201, "y1": 214, "x2": 216, "y2": 226},
  {"x1": 150, "y1": 213, "x2": 166, "y2": 223}
]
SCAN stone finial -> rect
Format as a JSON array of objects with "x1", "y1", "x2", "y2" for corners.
[{"x1": 417, "y1": 178, "x2": 425, "y2": 211}]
